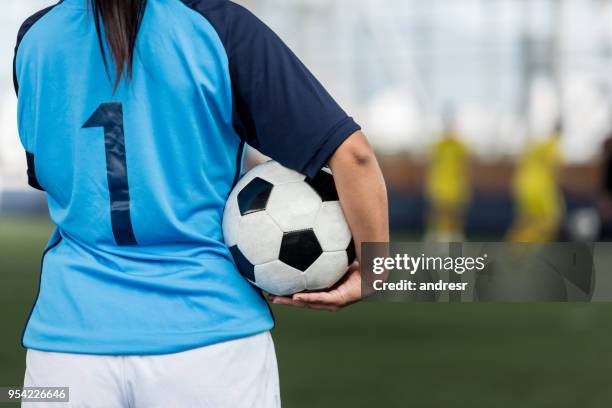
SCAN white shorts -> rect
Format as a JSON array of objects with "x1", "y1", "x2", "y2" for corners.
[{"x1": 22, "y1": 332, "x2": 280, "y2": 408}]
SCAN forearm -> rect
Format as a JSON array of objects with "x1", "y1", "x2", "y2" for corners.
[
  {"x1": 329, "y1": 131, "x2": 389, "y2": 259},
  {"x1": 269, "y1": 131, "x2": 388, "y2": 310}
]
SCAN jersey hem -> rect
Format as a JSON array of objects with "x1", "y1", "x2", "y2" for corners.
[{"x1": 23, "y1": 320, "x2": 274, "y2": 356}]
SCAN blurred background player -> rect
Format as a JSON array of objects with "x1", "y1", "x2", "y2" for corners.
[
  {"x1": 507, "y1": 124, "x2": 565, "y2": 242},
  {"x1": 424, "y1": 114, "x2": 471, "y2": 242}
]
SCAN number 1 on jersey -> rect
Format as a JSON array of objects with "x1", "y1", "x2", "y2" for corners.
[{"x1": 83, "y1": 102, "x2": 138, "y2": 246}]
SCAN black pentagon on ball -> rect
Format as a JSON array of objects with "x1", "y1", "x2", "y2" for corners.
[
  {"x1": 347, "y1": 239, "x2": 356, "y2": 263},
  {"x1": 229, "y1": 245, "x2": 255, "y2": 282},
  {"x1": 305, "y1": 169, "x2": 339, "y2": 202},
  {"x1": 238, "y1": 177, "x2": 273, "y2": 216},
  {"x1": 279, "y1": 229, "x2": 323, "y2": 272}
]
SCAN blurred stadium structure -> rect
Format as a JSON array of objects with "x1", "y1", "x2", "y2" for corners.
[{"x1": 2, "y1": 0, "x2": 612, "y2": 237}]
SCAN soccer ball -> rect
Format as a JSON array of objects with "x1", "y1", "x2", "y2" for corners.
[{"x1": 223, "y1": 161, "x2": 355, "y2": 296}]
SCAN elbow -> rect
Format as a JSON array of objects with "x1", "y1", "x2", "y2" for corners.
[
  {"x1": 349, "y1": 143, "x2": 376, "y2": 168},
  {"x1": 329, "y1": 131, "x2": 387, "y2": 195},
  {"x1": 337, "y1": 131, "x2": 377, "y2": 168}
]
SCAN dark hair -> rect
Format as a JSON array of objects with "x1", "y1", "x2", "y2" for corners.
[{"x1": 90, "y1": 0, "x2": 148, "y2": 90}]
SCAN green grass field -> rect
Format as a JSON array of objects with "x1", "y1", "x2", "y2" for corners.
[{"x1": 2, "y1": 218, "x2": 612, "y2": 407}]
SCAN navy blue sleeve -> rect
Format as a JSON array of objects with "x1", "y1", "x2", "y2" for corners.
[
  {"x1": 25, "y1": 152, "x2": 44, "y2": 191},
  {"x1": 14, "y1": 4, "x2": 57, "y2": 96},
  {"x1": 14, "y1": 4, "x2": 57, "y2": 191},
  {"x1": 182, "y1": 0, "x2": 361, "y2": 178}
]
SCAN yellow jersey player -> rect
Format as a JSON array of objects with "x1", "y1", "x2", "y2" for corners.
[
  {"x1": 507, "y1": 130, "x2": 565, "y2": 242},
  {"x1": 425, "y1": 126, "x2": 471, "y2": 242}
]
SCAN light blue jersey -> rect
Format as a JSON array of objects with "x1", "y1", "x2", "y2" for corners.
[{"x1": 14, "y1": 0, "x2": 359, "y2": 355}]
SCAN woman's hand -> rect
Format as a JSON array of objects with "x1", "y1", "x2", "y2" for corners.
[{"x1": 268, "y1": 262, "x2": 361, "y2": 312}]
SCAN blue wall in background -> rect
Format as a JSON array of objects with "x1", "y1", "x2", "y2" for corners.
[{"x1": 388, "y1": 190, "x2": 595, "y2": 239}]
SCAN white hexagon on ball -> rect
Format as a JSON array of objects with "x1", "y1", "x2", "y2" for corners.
[
  {"x1": 222, "y1": 195, "x2": 241, "y2": 247},
  {"x1": 234, "y1": 161, "x2": 305, "y2": 191},
  {"x1": 313, "y1": 201, "x2": 351, "y2": 252},
  {"x1": 253, "y1": 161, "x2": 305, "y2": 185},
  {"x1": 237, "y1": 211, "x2": 283, "y2": 265},
  {"x1": 255, "y1": 260, "x2": 306, "y2": 296},
  {"x1": 305, "y1": 251, "x2": 349, "y2": 291},
  {"x1": 266, "y1": 182, "x2": 322, "y2": 232}
]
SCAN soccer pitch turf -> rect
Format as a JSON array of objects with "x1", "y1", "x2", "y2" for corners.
[{"x1": 1, "y1": 218, "x2": 612, "y2": 407}]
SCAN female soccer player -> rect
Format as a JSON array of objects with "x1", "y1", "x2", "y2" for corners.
[{"x1": 14, "y1": 0, "x2": 388, "y2": 406}]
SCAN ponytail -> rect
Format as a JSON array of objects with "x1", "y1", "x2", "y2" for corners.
[{"x1": 90, "y1": 0, "x2": 147, "y2": 90}]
